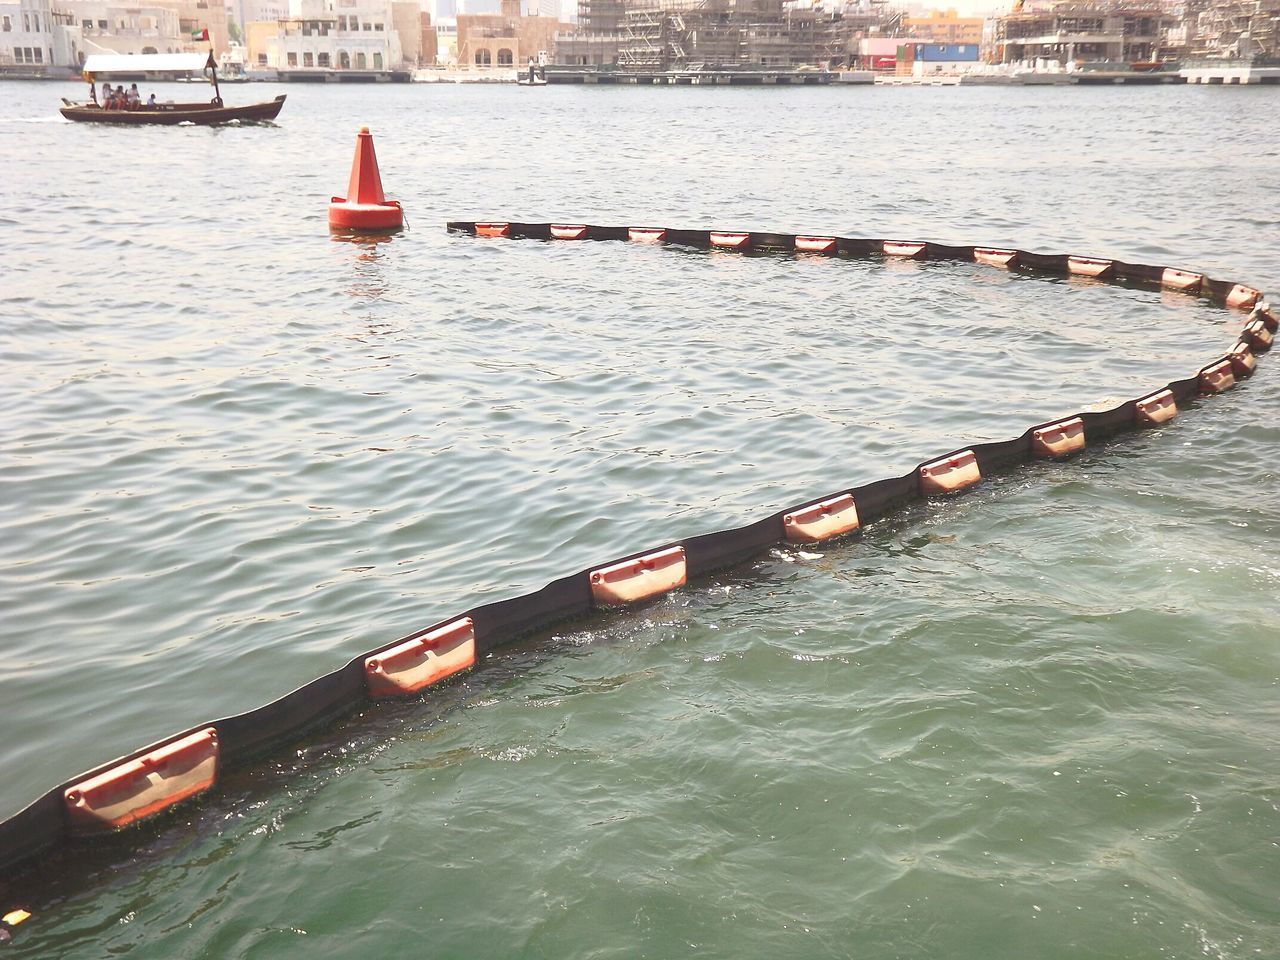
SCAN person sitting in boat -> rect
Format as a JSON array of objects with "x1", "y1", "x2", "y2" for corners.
[
  {"x1": 127, "y1": 84, "x2": 141, "y2": 109},
  {"x1": 114, "y1": 86, "x2": 126, "y2": 109},
  {"x1": 147, "y1": 93, "x2": 157, "y2": 109},
  {"x1": 101, "y1": 81, "x2": 112, "y2": 105}
]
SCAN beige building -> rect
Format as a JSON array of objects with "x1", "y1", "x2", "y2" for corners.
[
  {"x1": 456, "y1": 0, "x2": 570, "y2": 68},
  {"x1": 902, "y1": 8, "x2": 984, "y2": 45},
  {"x1": 246, "y1": 0, "x2": 423, "y2": 72}
]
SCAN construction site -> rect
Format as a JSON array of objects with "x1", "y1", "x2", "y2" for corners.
[
  {"x1": 1181, "y1": 0, "x2": 1280, "y2": 59},
  {"x1": 551, "y1": 0, "x2": 1280, "y2": 78},
  {"x1": 555, "y1": 0, "x2": 900, "y2": 71}
]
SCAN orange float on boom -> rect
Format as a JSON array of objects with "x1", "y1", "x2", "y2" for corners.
[
  {"x1": 628, "y1": 227, "x2": 666, "y2": 243},
  {"x1": 710, "y1": 232, "x2": 750, "y2": 250},
  {"x1": 1226, "y1": 284, "x2": 1261, "y2": 310},
  {"x1": 883, "y1": 241, "x2": 925, "y2": 258},
  {"x1": 795, "y1": 236, "x2": 837, "y2": 254},
  {"x1": 550, "y1": 224, "x2": 588, "y2": 240},
  {"x1": 1135, "y1": 389, "x2": 1177, "y2": 426},
  {"x1": 784, "y1": 494, "x2": 860, "y2": 543},
  {"x1": 1242, "y1": 319, "x2": 1273, "y2": 351},
  {"x1": 1032, "y1": 417, "x2": 1085, "y2": 458},
  {"x1": 974, "y1": 247, "x2": 1018, "y2": 268},
  {"x1": 328, "y1": 126, "x2": 404, "y2": 233},
  {"x1": 365, "y1": 617, "x2": 476, "y2": 698},
  {"x1": 1255, "y1": 303, "x2": 1278, "y2": 332},
  {"x1": 1199, "y1": 359, "x2": 1235, "y2": 393},
  {"x1": 1068, "y1": 256, "x2": 1113, "y2": 278},
  {"x1": 476, "y1": 222, "x2": 510, "y2": 238},
  {"x1": 1228, "y1": 343, "x2": 1256, "y2": 378},
  {"x1": 919, "y1": 450, "x2": 981, "y2": 495},
  {"x1": 590, "y1": 546, "x2": 687, "y2": 605},
  {"x1": 1161, "y1": 268, "x2": 1204, "y2": 293},
  {"x1": 64, "y1": 728, "x2": 219, "y2": 832}
]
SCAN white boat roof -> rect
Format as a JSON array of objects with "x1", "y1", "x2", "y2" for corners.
[{"x1": 83, "y1": 53, "x2": 211, "y2": 74}]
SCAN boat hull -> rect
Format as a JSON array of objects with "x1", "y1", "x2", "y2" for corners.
[{"x1": 59, "y1": 95, "x2": 285, "y2": 126}]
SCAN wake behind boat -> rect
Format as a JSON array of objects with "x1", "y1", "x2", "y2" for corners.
[{"x1": 61, "y1": 52, "x2": 285, "y2": 126}]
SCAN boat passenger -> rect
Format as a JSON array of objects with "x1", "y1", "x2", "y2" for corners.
[
  {"x1": 101, "y1": 81, "x2": 112, "y2": 104},
  {"x1": 147, "y1": 93, "x2": 157, "y2": 108},
  {"x1": 115, "y1": 86, "x2": 126, "y2": 110},
  {"x1": 127, "y1": 83, "x2": 141, "y2": 108}
]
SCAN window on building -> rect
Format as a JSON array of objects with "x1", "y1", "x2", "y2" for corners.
[
  {"x1": 34, "y1": 47, "x2": 42, "y2": 62},
  {"x1": 287, "y1": 51, "x2": 297, "y2": 65},
  {"x1": 474, "y1": 49, "x2": 490, "y2": 66},
  {"x1": 317, "y1": 51, "x2": 329, "y2": 66},
  {"x1": 257, "y1": 52, "x2": 267, "y2": 65},
  {"x1": 355, "y1": 51, "x2": 366, "y2": 68},
  {"x1": 98, "y1": 20, "x2": 107, "y2": 29},
  {"x1": 3, "y1": 16, "x2": 13, "y2": 31},
  {"x1": 362, "y1": 22, "x2": 370, "y2": 30},
  {"x1": 142, "y1": 45, "x2": 157, "y2": 54},
  {"x1": 374, "y1": 22, "x2": 382, "y2": 30},
  {"x1": 497, "y1": 48, "x2": 512, "y2": 65},
  {"x1": 350, "y1": 17, "x2": 359, "y2": 29},
  {"x1": 372, "y1": 51, "x2": 381, "y2": 69},
  {"x1": 24, "y1": 13, "x2": 31, "y2": 31},
  {"x1": 337, "y1": 16, "x2": 345, "y2": 30}
]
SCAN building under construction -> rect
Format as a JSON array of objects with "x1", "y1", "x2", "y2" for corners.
[
  {"x1": 1182, "y1": 0, "x2": 1280, "y2": 58},
  {"x1": 556, "y1": 0, "x2": 902, "y2": 70},
  {"x1": 995, "y1": 3, "x2": 1173, "y2": 64}
]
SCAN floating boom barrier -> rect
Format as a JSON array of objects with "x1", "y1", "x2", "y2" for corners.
[{"x1": 1, "y1": 221, "x2": 1274, "y2": 928}]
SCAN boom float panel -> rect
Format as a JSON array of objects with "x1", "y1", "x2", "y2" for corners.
[{"x1": 1, "y1": 220, "x2": 1273, "y2": 933}]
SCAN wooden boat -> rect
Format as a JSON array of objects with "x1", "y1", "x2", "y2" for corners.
[
  {"x1": 60, "y1": 95, "x2": 285, "y2": 125},
  {"x1": 63, "y1": 50, "x2": 285, "y2": 126}
]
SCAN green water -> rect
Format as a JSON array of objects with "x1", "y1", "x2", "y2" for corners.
[{"x1": 1, "y1": 81, "x2": 1278, "y2": 957}]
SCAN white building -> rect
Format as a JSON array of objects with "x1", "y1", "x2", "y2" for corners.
[
  {"x1": 0, "y1": 0, "x2": 79, "y2": 73},
  {"x1": 247, "y1": 0, "x2": 410, "y2": 73}
]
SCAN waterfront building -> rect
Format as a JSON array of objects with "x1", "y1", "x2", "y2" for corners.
[
  {"x1": 456, "y1": 0, "x2": 570, "y2": 68},
  {"x1": 0, "y1": 0, "x2": 79, "y2": 72},
  {"x1": 245, "y1": 0, "x2": 428, "y2": 74},
  {"x1": 2, "y1": 0, "x2": 230, "y2": 74},
  {"x1": 995, "y1": 3, "x2": 1171, "y2": 64},
  {"x1": 555, "y1": 0, "x2": 902, "y2": 70},
  {"x1": 1186, "y1": 0, "x2": 1280, "y2": 58}
]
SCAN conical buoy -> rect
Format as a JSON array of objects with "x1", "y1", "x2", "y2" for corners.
[{"x1": 328, "y1": 126, "x2": 403, "y2": 233}]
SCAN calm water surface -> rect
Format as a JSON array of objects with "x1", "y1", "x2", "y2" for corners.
[{"x1": 1, "y1": 81, "x2": 1278, "y2": 958}]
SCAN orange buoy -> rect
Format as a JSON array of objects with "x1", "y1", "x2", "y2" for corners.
[
  {"x1": 64, "y1": 728, "x2": 219, "y2": 832},
  {"x1": 1068, "y1": 256, "x2": 1113, "y2": 278},
  {"x1": 589, "y1": 546, "x2": 687, "y2": 606},
  {"x1": 365, "y1": 617, "x2": 476, "y2": 698},
  {"x1": 1135, "y1": 389, "x2": 1178, "y2": 426},
  {"x1": 1032, "y1": 417, "x2": 1086, "y2": 458},
  {"x1": 920, "y1": 450, "x2": 981, "y2": 495},
  {"x1": 328, "y1": 126, "x2": 403, "y2": 233},
  {"x1": 974, "y1": 247, "x2": 1018, "y2": 268},
  {"x1": 1161, "y1": 268, "x2": 1204, "y2": 293}
]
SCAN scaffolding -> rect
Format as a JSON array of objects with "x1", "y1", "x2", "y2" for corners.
[{"x1": 1190, "y1": 0, "x2": 1280, "y2": 58}]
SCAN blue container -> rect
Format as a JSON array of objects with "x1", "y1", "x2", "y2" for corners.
[{"x1": 918, "y1": 43, "x2": 980, "y2": 62}]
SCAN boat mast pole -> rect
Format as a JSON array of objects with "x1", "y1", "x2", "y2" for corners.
[{"x1": 207, "y1": 48, "x2": 222, "y2": 105}]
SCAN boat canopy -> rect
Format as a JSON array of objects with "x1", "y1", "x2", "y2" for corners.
[{"x1": 83, "y1": 53, "x2": 212, "y2": 75}]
